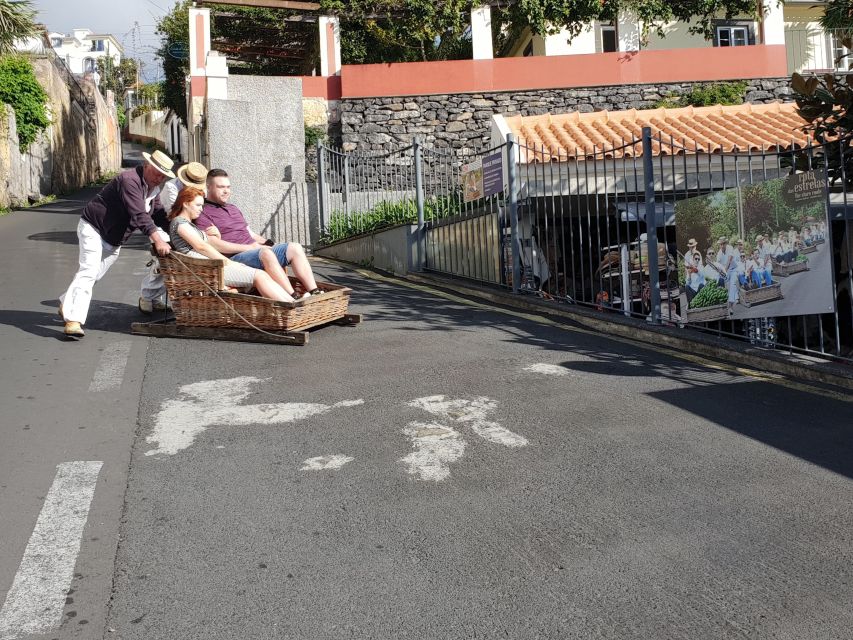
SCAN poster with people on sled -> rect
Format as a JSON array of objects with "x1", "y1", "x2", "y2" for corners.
[{"x1": 675, "y1": 170, "x2": 835, "y2": 323}]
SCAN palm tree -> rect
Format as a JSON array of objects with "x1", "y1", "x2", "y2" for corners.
[
  {"x1": 0, "y1": 0, "x2": 39, "y2": 56},
  {"x1": 822, "y1": 0, "x2": 853, "y2": 32}
]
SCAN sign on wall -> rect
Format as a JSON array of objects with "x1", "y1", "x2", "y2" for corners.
[
  {"x1": 675, "y1": 170, "x2": 834, "y2": 322},
  {"x1": 461, "y1": 152, "x2": 503, "y2": 203}
]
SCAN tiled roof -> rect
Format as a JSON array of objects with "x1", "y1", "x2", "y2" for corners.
[{"x1": 505, "y1": 102, "x2": 811, "y2": 163}]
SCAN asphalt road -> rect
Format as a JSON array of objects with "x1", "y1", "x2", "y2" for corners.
[{"x1": 1, "y1": 178, "x2": 853, "y2": 640}]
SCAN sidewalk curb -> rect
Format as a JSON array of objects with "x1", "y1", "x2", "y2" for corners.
[
  {"x1": 400, "y1": 272, "x2": 853, "y2": 393},
  {"x1": 313, "y1": 254, "x2": 852, "y2": 393}
]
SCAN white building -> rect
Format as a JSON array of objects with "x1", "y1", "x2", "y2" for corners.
[{"x1": 48, "y1": 29, "x2": 122, "y2": 78}]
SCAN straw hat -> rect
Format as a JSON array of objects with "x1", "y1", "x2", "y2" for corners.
[
  {"x1": 142, "y1": 150, "x2": 175, "y2": 178},
  {"x1": 177, "y1": 162, "x2": 208, "y2": 189},
  {"x1": 718, "y1": 236, "x2": 728, "y2": 244},
  {"x1": 687, "y1": 238, "x2": 698, "y2": 248},
  {"x1": 755, "y1": 234, "x2": 764, "y2": 242}
]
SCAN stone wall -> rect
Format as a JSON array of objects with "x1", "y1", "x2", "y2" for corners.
[
  {"x1": 339, "y1": 78, "x2": 793, "y2": 158},
  {"x1": 0, "y1": 56, "x2": 121, "y2": 208}
]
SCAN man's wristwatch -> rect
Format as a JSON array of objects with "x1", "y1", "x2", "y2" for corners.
[{"x1": 264, "y1": 239, "x2": 275, "y2": 247}]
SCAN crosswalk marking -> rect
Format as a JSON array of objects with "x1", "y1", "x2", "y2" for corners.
[
  {"x1": 0, "y1": 462, "x2": 102, "y2": 640},
  {"x1": 88, "y1": 340, "x2": 132, "y2": 392}
]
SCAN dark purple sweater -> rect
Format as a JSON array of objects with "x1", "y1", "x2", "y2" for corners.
[{"x1": 81, "y1": 166, "x2": 166, "y2": 246}]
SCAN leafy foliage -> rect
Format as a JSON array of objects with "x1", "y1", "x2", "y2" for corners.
[
  {"x1": 97, "y1": 57, "x2": 138, "y2": 100},
  {"x1": 322, "y1": 0, "x2": 762, "y2": 63},
  {"x1": 0, "y1": 55, "x2": 49, "y2": 151},
  {"x1": 320, "y1": 193, "x2": 463, "y2": 244},
  {"x1": 304, "y1": 125, "x2": 327, "y2": 147},
  {"x1": 790, "y1": 64, "x2": 853, "y2": 185},
  {"x1": 655, "y1": 81, "x2": 747, "y2": 109},
  {"x1": 821, "y1": 0, "x2": 853, "y2": 32},
  {"x1": 156, "y1": 0, "x2": 191, "y2": 122},
  {"x1": 0, "y1": 0, "x2": 39, "y2": 55}
]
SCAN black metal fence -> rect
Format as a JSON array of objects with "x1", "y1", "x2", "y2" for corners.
[{"x1": 317, "y1": 131, "x2": 853, "y2": 365}]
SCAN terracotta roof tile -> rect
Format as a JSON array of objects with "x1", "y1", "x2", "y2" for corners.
[{"x1": 505, "y1": 102, "x2": 812, "y2": 163}]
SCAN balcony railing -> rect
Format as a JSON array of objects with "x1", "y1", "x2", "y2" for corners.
[{"x1": 786, "y1": 27, "x2": 853, "y2": 74}]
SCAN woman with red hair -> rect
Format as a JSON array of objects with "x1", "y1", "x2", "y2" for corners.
[{"x1": 168, "y1": 188, "x2": 295, "y2": 301}]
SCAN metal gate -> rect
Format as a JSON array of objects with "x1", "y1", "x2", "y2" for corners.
[{"x1": 317, "y1": 131, "x2": 853, "y2": 364}]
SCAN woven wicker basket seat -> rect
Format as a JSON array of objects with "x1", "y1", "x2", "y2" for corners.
[
  {"x1": 686, "y1": 303, "x2": 729, "y2": 324},
  {"x1": 772, "y1": 257, "x2": 808, "y2": 277},
  {"x1": 158, "y1": 251, "x2": 351, "y2": 332},
  {"x1": 738, "y1": 278, "x2": 783, "y2": 308}
]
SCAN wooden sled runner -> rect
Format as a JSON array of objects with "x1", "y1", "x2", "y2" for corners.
[{"x1": 131, "y1": 252, "x2": 361, "y2": 345}]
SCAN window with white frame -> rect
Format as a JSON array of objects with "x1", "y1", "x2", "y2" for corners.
[{"x1": 716, "y1": 25, "x2": 749, "y2": 47}]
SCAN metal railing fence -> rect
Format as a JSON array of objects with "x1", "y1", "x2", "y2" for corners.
[{"x1": 317, "y1": 130, "x2": 853, "y2": 365}]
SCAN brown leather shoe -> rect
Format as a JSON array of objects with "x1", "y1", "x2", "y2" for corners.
[{"x1": 64, "y1": 321, "x2": 85, "y2": 338}]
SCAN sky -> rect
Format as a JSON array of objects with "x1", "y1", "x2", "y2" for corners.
[{"x1": 32, "y1": 0, "x2": 172, "y2": 82}]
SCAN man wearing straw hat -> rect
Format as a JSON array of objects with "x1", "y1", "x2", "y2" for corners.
[
  {"x1": 138, "y1": 161, "x2": 208, "y2": 314},
  {"x1": 58, "y1": 150, "x2": 175, "y2": 338}
]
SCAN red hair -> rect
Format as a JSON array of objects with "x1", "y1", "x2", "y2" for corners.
[{"x1": 168, "y1": 187, "x2": 205, "y2": 220}]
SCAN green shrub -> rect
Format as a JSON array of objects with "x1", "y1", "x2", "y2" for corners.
[
  {"x1": 654, "y1": 81, "x2": 748, "y2": 109},
  {"x1": 305, "y1": 125, "x2": 327, "y2": 147},
  {"x1": 320, "y1": 192, "x2": 464, "y2": 244},
  {"x1": 0, "y1": 55, "x2": 49, "y2": 151}
]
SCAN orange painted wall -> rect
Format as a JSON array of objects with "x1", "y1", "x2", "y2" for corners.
[
  {"x1": 301, "y1": 76, "x2": 342, "y2": 100},
  {"x1": 310, "y1": 45, "x2": 788, "y2": 99}
]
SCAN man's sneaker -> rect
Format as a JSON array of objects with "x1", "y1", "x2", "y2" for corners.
[
  {"x1": 64, "y1": 321, "x2": 85, "y2": 338},
  {"x1": 138, "y1": 297, "x2": 170, "y2": 314}
]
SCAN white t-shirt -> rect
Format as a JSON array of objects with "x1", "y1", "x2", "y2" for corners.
[
  {"x1": 159, "y1": 178, "x2": 183, "y2": 212},
  {"x1": 716, "y1": 246, "x2": 735, "y2": 271}
]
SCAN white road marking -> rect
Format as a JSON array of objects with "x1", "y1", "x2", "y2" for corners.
[
  {"x1": 524, "y1": 363, "x2": 572, "y2": 377},
  {"x1": 301, "y1": 455, "x2": 354, "y2": 471},
  {"x1": 0, "y1": 461, "x2": 102, "y2": 640},
  {"x1": 409, "y1": 395, "x2": 528, "y2": 447},
  {"x1": 400, "y1": 421, "x2": 465, "y2": 481},
  {"x1": 88, "y1": 340, "x2": 132, "y2": 392},
  {"x1": 145, "y1": 376, "x2": 364, "y2": 456}
]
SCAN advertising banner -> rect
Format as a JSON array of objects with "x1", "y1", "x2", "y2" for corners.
[
  {"x1": 482, "y1": 152, "x2": 504, "y2": 198},
  {"x1": 675, "y1": 171, "x2": 834, "y2": 323},
  {"x1": 461, "y1": 159, "x2": 484, "y2": 203}
]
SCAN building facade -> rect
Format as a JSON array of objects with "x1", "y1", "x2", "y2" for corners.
[{"x1": 48, "y1": 29, "x2": 122, "y2": 78}]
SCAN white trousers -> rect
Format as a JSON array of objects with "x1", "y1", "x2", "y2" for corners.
[
  {"x1": 140, "y1": 229, "x2": 169, "y2": 303},
  {"x1": 60, "y1": 219, "x2": 121, "y2": 324}
]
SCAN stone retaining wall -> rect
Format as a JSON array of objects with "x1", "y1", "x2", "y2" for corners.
[
  {"x1": 0, "y1": 57, "x2": 121, "y2": 208},
  {"x1": 339, "y1": 78, "x2": 792, "y2": 158}
]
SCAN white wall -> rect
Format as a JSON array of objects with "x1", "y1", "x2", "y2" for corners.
[{"x1": 128, "y1": 109, "x2": 167, "y2": 147}]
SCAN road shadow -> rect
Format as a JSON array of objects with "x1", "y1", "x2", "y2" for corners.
[
  {"x1": 28, "y1": 230, "x2": 80, "y2": 245},
  {"x1": 0, "y1": 300, "x2": 143, "y2": 340},
  {"x1": 553, "y1": 347, "x2": 853, "y2": 480},
  {"x1": 313, "y1": 262, "x2": 853, "y2": 480}
]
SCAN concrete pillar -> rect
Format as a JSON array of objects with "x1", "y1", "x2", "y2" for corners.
[
  {"x1": 761, "y1": 0, "x2": 785, "y2": 45},
  {"x1": 188, "y1": 6, "x2": 210, "y2": 130},
  {"x1": 319, "y1": 16, "x2": 341, "y2": 76},
  {"x1": 471, "y1": 5, "x2": 493, "y2": 60},
  {"x1": 617, "y1": 10, "x2": 641, "y2": 52},
  {"x1": 206, "y1": 51, "x2": 228, "y2": 101}
]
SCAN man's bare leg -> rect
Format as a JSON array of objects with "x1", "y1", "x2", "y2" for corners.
[
  {"x1": 259, "y1": 247, "x2": 296, "y2": 295},
  {"x1": 285, "y1": 243, "x2": 318, "y2": 292}
]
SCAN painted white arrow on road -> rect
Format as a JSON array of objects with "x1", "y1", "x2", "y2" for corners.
[
  {"x1": 145, "y1": 376, "x2": 363, "y2": 456},
  {"x1": 400, "y1": 396, "x2": 528, "y2": 481}
]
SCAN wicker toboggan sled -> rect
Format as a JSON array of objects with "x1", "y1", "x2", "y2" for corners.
[{"x1": 131, "y1": 251, "x2": 361, "y2": 345}]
